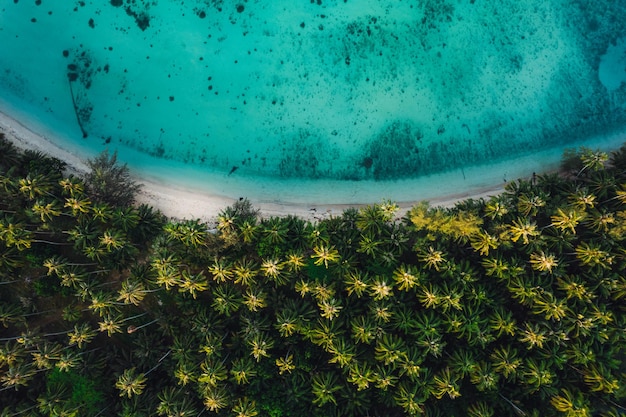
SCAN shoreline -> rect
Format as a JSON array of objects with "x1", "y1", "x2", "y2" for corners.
[{"x1": 0, "y1": 108, "x2": 507, "y2": 223}]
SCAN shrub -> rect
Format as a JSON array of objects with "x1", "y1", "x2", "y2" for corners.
[{"x1": 84, "y1": 150, "x2": 141, "y2": 207}]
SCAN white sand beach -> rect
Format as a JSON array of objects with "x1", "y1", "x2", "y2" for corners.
[{"x1": 0, "y1": 109, "x2": 508, "y2": 223}]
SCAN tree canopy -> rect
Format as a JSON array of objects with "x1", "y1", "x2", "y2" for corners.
[{"x1": 1, "y1": 134, "x2": 625, "y2": 416}]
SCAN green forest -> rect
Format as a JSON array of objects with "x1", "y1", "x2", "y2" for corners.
[{"x1": 1, "y1": 132, "x2": 625, "y2": 417}]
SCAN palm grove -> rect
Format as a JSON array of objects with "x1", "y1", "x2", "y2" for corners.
[{"x1": 0, "y1": 132, "x2": 625, "y2": 417}]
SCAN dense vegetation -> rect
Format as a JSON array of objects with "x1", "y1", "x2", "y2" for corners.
[{"x1": 1, "y1": 132, "x2": 625, "y2": 416}]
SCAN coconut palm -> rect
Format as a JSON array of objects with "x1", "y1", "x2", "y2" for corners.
[
  {"x1": 260, "y1": 257, "x2": 286, "y2": 286},
  {"x1": 418, "y1": 246, "x2": 446, "y2": 271},
  {"x1": 31, "y1": 341, "x2": 63, "y2": 370},
  {"x1": 507, "y1": 217, "x2": 540, "y2": 245},
  {"x1": 470, "y1": 230, "x2": 499, "y2": 256},
  {"x1": 283, "y1": 250, "x2": 306, "y2": 273},
  {"x1": 233, "y1": 257, "x2": 259, "y2": 287},
  {"x1": 177, "y1": 270, "x2": 208, "y2": 299},
  {"x1": 0, "y1": 362, "x2": 35, "y2": 390},
  {"x1": 311, "y1": 372, "x2": 341, "y2": 406},
  {"x1": 156, "y1": 387, "x2": 199, "y2": 417},
  {"x1": 248, "y1": 332, "x2": 274, "y2": 362},
  {"x1": 275, "y1": 353, "x2": 295, "y2": 375},
  {"x1": 230, "y1": 357, "x2": 257, "y2": 385},
  {"x1": 30, "y1": 200, "x2": 61, "y2": 223},
  {"x1": 17, "y1": 174, "x2": 53, "y2": 200},
  {"x1": 55, "y1": 350, "x2": 82, "y2": 372},
  {"x1": 368, "y1": 276, "x2": 394, "y2": 300},
  {"x1": 432, "y1": 367, "x2": 461, "y2": 399},
  {"x1": 574, "y1": 242, "x2": 612, "y2": 269},
  {"x1": 374, "y1": 333, "x2": 406, "y2": 366},
  {"x1": 208, "y1": 256, "x2": 234, "y2": 283},
  {"x1": 117, "y1": 279, "x2": 158, "y2": 306},
  {"x1": 64, "y1": 196, "x2": 91, "y2": 216},
  {"x1": 198, "y1": 358, "x2": 228, "y2": 387},
  {"x1": 211, "y1": 284, "x2": 242, "y2": 317},
  {"x1": 393, "y1": 264, "x2": 421, "y2": 292},
  {"x1": 327, "y1": 337, "x2": 355, "y2": 368},
  {"x1": 231, "y1": 397, "x2": 259, "y2": 417},
  {"x1": 242, "y1": 288, "x2": 266, "y2": 312},
  {"x1": 347, "y1": 361, "x2": 376, "y2": 391},
  {"x1": 550, "y1": 208, "x2": 586, "y2": 234},
  {"x1": 97, "y1": 314, "x2": 123, "y2": 336},
  {"x1": 490, "y1": 346, "x2": 522, "y2": 380},
  {"x1": 115, "y1": 368, "x2": 147, "y2": 398},
  {"x1": 529, "y1": 251, "x2": 559, "y2": 273},
  {"x1": 394, "y1": 380, "x2": 425, "y2": 416},
  {"x1": 311, "y1": 244, "x2": 340, "y2": 268},
  {"x1": 203, "y1": 385, "x2": 229, "y2": 413},
  {"x1": 261, "y1": 217, "x2": 289, "y2": 246}
]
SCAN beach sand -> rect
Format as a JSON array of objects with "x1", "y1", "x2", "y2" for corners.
[{"x1": 0, "y1": 109, "x2": 505, "y2": 223}]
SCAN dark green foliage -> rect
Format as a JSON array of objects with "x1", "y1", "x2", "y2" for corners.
[
  {"x1": 46, "y1": 368, "x2": 105, "y2": 416},
  {"x1": 85, "y1": 150, "x2": 141, "y2": 207}
]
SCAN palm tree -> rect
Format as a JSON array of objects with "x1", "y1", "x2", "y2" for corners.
[
  {"x1": 230, "y1": 357, "x2": 257, "y2": 385},
  {"x1": 55, "y1": 350, "x2": 82, "y2": 372},
  {"x1": 177, "y1": 270, "x2": 208, "y2": 299},
  {"x1": 203, "y1": 385, "x2": 229, "y2": 413},
  {"x1": 261, "y1": 217, "x2": 289, "y2": 246},
  {"x1": 343, "y1": 270, "x2": 369, "y2": 298},
  {"x1": 243, "y1": 288, "x2": 267, "y2": 312},
  {"x1": 374, "y1": 333, "x2": 406, "y2": 366},
  {"x1": 394, "y1": 380, "x2": 425, "y2": 416},
  {"x1": 327, "y1": 337, "x2": 355, "y2": 368},
  {"x1": 469, "y1": 230, "x2": 499, "y2": 256},
  {"x1": 418, "y1": 246, "x2": 446, "y2": 271},
  {"x1": 247, "y1": 332, "x2": 274, "y2": 362},
  {"x1": 529, "y1": 251, "x2": 559, "y2": 273},
  {"x1": 521, "y1": 357, "x2": 555, "y2": 395},
  {"x1": 550, "y1": 208, "x2": 586, "y2": 235},
  {"x1": 507, "y1": 217, "x2": 540, "y2": 245},
  {"x1": 211, "y1": 284, "x2": 242, "y2": 317},
  {"x1": 30, "y1": 200, "x2": 61, "y2": 223},
  {"x1": 117, "y1": 279, "x2": 159, "y2": 306},
  {"x1": 97, "y1": 314, "x2": 123, "y2": 336},
  {"x1": 231, "y1": 397, "x2": 259, "y2": 417},
  {"x1": 275, "y1": 353, "x2": 295, "y2": 375},
  {"x1": 347, "y1": 361, "x2": 376, "y2": 391},
  {"x1": 208, "y1": 257, "x2": 234, "y2": 283},
  {"x1": 574, "y1": 242, "x2": 612, "y2": 269},
  {"x1": 368, "y1": 276, "x2": 394, "y2": 300},
  {"x1": 31, "y1": 341, "x2": 63, "y2": 370},
  {"x1": 467, "y1": 401, "x2": 495, "y2": 417},
  {"x1": 156, "y1": 387, "x2": 199, "y2": 417},
  {"x1": 432, "y1": 367, "x2": 461, "y2": 399},
  {"x1": 311, "y1": 372, "x2": 341, "y2": 406},
  {"x1": 233, "y1": 257, "x2": 259, "y2": 287},
  {"x1": 393, "y1": 264, "x2": 421, "y2": 292},
  {"x1": 260, "y1": 257, "x2": 286, "y2": 286},
  {"x1": 550, "y1": 389, "x2": 591, "y2": 416},
  {"x1": 311, "y1": 244, "x2": 340, "y2": 268},
  {"x1": 490, "y1": 346, "x2": 522, "y2": 380},
  {"x1": 283, "y1": 250, "x2": 306, "y2": 273},
  {"x1": 64, "y1": 196, "x2": 91, "y2": 216},
  {"x1": 198, "y1": 358, "x2": 228, "y2": 387},
  {"x1": 115, "y1": 368, "x2": 147, "y2": 398},
  {"x1": 17, "y1": 174, "x2": 53, "y2": 200},
  {"x1": 59, "y1": 177, "x2": 84, "y2": 197},
  {"x1": 0, "y1": 362, "x2": 35, "y2": 390}
]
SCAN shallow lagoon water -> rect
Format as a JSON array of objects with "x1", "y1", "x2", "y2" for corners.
[{"x1": 1, "y1": 0, "x2": 626, "y2": 203}]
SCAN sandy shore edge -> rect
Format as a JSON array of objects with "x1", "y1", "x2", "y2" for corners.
[{"x1": 0, "y1": 109, "x2": 506, "y2": 223}]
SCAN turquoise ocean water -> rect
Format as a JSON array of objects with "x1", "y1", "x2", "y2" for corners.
[{"x1": 1, "y1": 0, "x2": 626, "y2": 204}]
